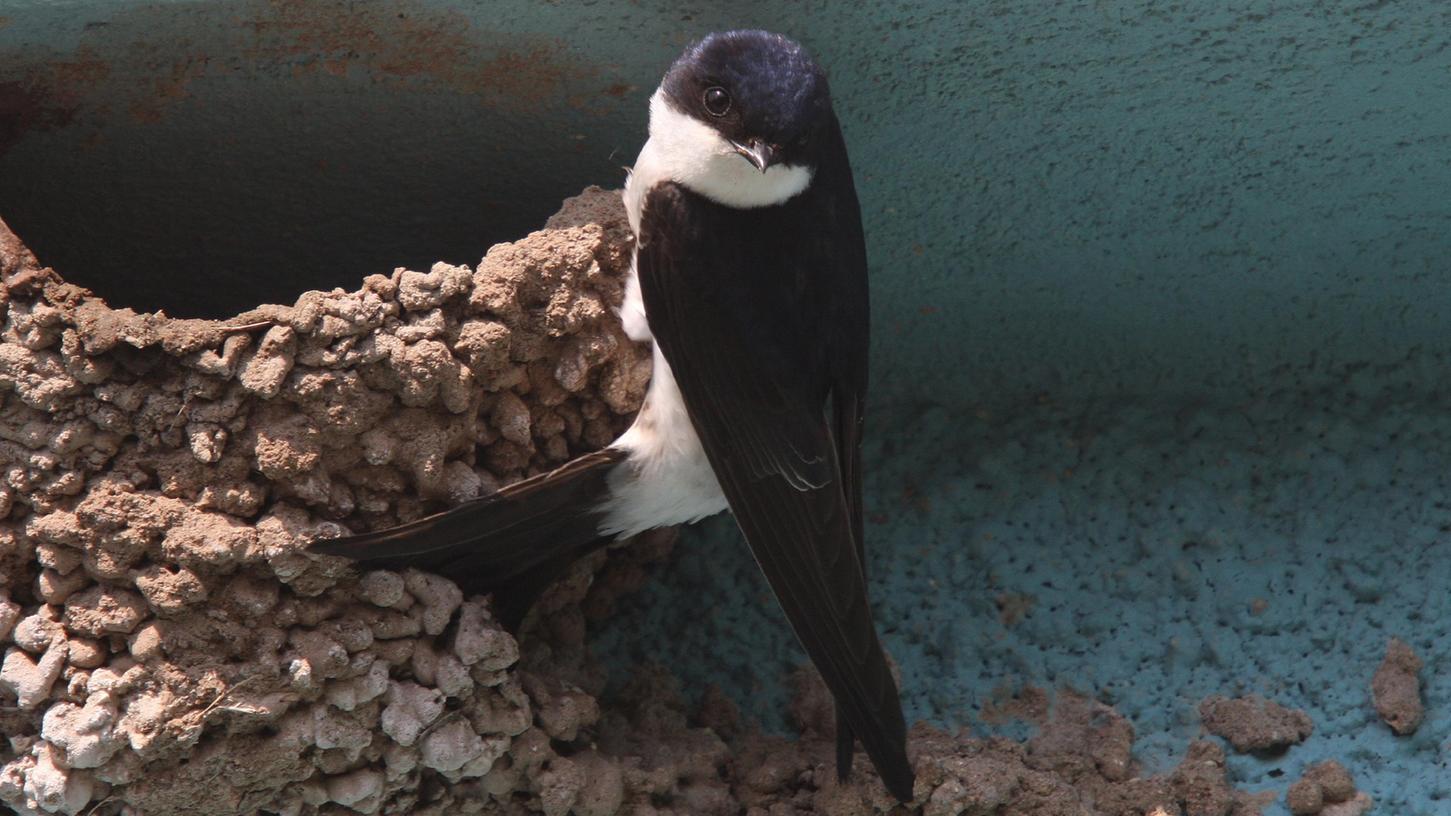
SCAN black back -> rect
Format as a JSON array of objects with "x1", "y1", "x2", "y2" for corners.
[{"x1": 635, "y1": 112, "x2": 913, "y2": 800}]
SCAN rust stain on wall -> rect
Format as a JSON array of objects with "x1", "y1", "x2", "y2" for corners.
[
  {"x1": 0, "y1": 45, "x2": 110, "y2": 155},
  {"x1": 0, "y1": 82, "x2": 73, "y2": 155},
  {"x1": 0, "y1": 0, "x2": 625, "y2": 153},
  {"x1": 127, "y1": 54, "x2": 208, "y2": 124},
  {"x1": 239, "y1": 0, "x2": 590, "y2": 103}
]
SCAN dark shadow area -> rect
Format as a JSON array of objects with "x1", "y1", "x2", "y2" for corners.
[
  {"x1": 0, "y1": 1, "x2": 649, "y2": 319},
  {"x1": 0, "y1": 114, "x2": 626, "y2": 319}
]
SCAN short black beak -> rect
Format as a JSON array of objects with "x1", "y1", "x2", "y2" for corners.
[{"x1": 731, "y1": 139, "x2": 780, "y2": 173}]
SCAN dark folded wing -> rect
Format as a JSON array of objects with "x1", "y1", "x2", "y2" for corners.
[{"x1": 636, "y1": 178, "x2": 911, "y2": 800}]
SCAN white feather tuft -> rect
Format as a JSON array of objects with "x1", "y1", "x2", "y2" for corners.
[{"x1": 597, "y1": 344, "x2": 729, "y2": 537}]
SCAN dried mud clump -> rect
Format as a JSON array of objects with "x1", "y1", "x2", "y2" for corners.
[
  {"x1": 747, "y1": 671, "x2": 1276, "y2": 816},
  {"x1": 1285, "y1": 760, "x2": 1371, "y2": 816},
  {"x1": 0, "y1": 188, "x2": 654, "y2": 816},
  {"x1": 1197, "y1": 694, "x2": 1314, "y2": 754},
  {"x1": 1370, "y1": 637, "x2": 1423, "y2": 736}
]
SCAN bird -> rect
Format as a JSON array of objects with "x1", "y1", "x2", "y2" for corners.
[{"x1": 311, "y1": 30, "x2": 915, "y2": 801}]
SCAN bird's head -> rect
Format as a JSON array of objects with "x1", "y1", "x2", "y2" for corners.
[{"x1": 661, "y1": 30, "x2": 832, "y2": 174}]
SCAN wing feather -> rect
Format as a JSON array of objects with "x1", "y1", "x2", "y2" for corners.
[{"x1": 636, "y1": 166, "x2": 912, "y2": 800}]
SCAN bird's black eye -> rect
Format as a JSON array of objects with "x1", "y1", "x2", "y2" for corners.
[{"x1": 702, "y1": 86, "x2": 731, "y2": 117}]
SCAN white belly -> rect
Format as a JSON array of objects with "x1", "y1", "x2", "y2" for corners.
[{"x1": 596, "y1": 341, "x2": 729, "y2": 537}]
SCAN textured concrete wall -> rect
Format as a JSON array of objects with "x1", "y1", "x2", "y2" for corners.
[{"x1": 3, "y1": 0, "x2": 1450, "y2": 405}]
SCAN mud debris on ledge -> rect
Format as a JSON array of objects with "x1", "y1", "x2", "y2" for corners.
[
  {"x1": 1197, "y1": 695, "x2": 1314, "y2": 755},
  {"x1": 1370, "y1": 637, "x2": 1423, "y2": 737}
]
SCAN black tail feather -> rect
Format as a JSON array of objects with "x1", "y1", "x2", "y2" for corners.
[
  {"x1": 488, "y1": 537, "x2": 610, "y2": 630},
  {"x1": 835, "y1": 701, "x2": 855, "y2": 780},
  {"x1": 312, "y1": 447, "x2": 627, "y2": 621}
]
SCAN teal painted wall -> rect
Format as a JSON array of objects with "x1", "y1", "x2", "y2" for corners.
[{"x1": 3, "y1": 1, "x2": 1451, "y2": 407}]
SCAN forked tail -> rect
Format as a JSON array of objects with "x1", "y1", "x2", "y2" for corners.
[{"x1": 311, "y1": 447, "x2": 626, "y2": 628}]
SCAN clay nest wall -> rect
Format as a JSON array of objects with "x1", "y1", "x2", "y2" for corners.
[
  {"x1": 0, "y1": 188, "x2": 667, "y2": 816},
  {"x1": 0, "y1": 187, "x2": 1287, "y2": 816}
]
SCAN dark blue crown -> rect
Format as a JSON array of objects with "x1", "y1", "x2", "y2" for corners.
[{"x1": 666, "y1": 30, "x2": 831, "y2": 143}]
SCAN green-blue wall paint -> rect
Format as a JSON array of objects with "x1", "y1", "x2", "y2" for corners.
[{"x1": 3, "y1": 0, "x2": 1449, "y2": 408}]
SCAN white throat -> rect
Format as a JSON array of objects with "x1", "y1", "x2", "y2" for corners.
[{"x1": 624, "y1": 89, "x2": 813, "y2": 225}]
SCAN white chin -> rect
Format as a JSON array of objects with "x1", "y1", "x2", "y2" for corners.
[{"x1": 635, "y1": 89, "x2": 813, "y2": 210}]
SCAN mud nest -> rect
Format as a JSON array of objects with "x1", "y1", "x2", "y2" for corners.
[
  {"x1": 0, "y1": 188, "x2": 1308, "y2": 816},
  {"x1": 0, "y1": 188, "x2": 659, "y2": 816}
]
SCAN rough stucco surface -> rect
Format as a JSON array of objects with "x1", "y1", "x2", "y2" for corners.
[{"x1": 600, "y1": 378, "x2": 1446, "y2": 814}]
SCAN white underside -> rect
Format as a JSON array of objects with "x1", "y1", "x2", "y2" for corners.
[
  {"x1": 596, "y1": 342, "x2": 730, "y2": 536},
  {"x1": 596, "y1": 89, "x2": 813, "y2": 538}
]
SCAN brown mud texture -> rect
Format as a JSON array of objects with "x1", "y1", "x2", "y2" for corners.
[{"x1": 0, "y1": 187, "x2": 1311, "y2": 815}]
